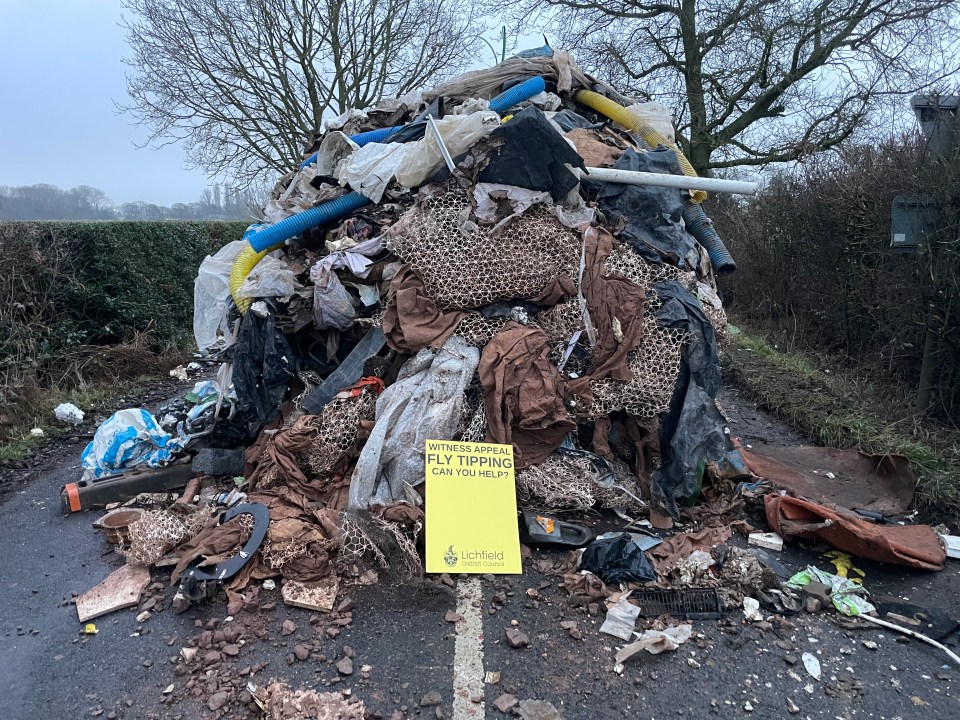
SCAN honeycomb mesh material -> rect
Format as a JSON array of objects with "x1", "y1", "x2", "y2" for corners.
[
  {"x1": 602, "y1": 245, "x2": 697, "y2": 291},
  {"x1": 454, "y1": 315, "x2": 508, "y2": 347},
  {"x1": 120, "y1": 509, "x2": 215, "y2": 566},
  {"x1": 588, "y1": 292, "x2": 686, "y2": 418},
  {"x1": 534, "y1": 298, "x2": 585, "y2": 365},
  {"x1": 460, "y1": 402, "x2": 487, "y2": 443},
  {"x1": 337, "y1": 510, "x2": 422, "y2": 578},
  {"x1": 388, "y1": 193, "x2": 580, "y2": 310},
  {"x1": 515, "y1": 453, "x2": 597, "y2": 512},
  {"x1": 308, "y1": 385, "x2": 378, "y2": 475}
]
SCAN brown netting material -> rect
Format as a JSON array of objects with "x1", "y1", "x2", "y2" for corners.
[
  {"x1": 515, "y1": 453, "x2": 597, "y2": 512},
  {"x1": 515, "y1": 452, "x2": 648, "y2": 514},
  {"x1": 388, "y1": 193, "x2": 580, "y2": 310},
  {"x1": 588, "y1": 293, "x2": 686, "y2": 418},
  {"x1": 337, "y1": 510, "x2": 423, "y2": 578},
  {"x1": 120, "y1": 508, "x2": 216, "y2": 566},
  {"x1": 307, "y1": 385, "x2": 378, "y2": 475},
  {"x1": 602, "y1": 245, "x2": 697, "y2": 292},
  {"x1": 454, "y1": 315, "x2": 509, "y2": 347}
]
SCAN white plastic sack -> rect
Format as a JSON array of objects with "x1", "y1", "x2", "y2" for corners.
[
  {"x1": 54, "y1": 402, "x2": 84, "y2": 426},
  {"x1": 339, "y1": 111, "x2": 500, "y2": 203},
  {"x1": 193, "y1": 240, "x2": 246, "y2": 353},
  {"x1": 81, "y1": 408, "x2": 185, "y2": 480},
  {"x1": 236, "y1": 254, "x2": 301, "y2": 299},
  {"x1": 625, "y1": 102, "x2": 676, "y2": 144},
  {"x1": 312, "y1": 266, "x2": 357, "y2": 331},
  {"x1": 349, "y1": 336, "x2": 479, "y2": 509}
]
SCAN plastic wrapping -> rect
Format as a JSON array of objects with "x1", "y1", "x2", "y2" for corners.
[
  {"x1": 593, "y1": 147, "x2": 699, "y2": 269},
  {"x1": 81, "y1": 408, "x2": 185, "y2": 480},
  {"x1": 580, "y1": 532, "x2": 656, "y2": 584},
  {"x1": 651, "y1": 280, "x2": 734, "y2": 518},
  {"x1": 348, "y1": 336, "x2": 479, "y2": 509},
  {"x1": 236, "y1": 254, "x2": 301, "y2": 299},
  {"x1": 193, "y1": 240, "x2": 247, "y2": 353},
  {"x1": 339, "y1": 111, "x2": 500, "y2": 202},
  {"x1": 624, "y1": 102, "x2": 676, "y2": 144}
]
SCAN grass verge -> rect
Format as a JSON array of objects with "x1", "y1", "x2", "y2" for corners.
[
  {"x1": 723, "y1": 327, "x2": 960, "y2": 517},
  {"x1": 0, "y1": 344, "x2": 182, "y2": 465}
]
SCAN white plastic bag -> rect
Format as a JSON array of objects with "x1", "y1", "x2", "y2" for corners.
[
  {"x1": 193, "y1": 240, "x2": 246, "y2": 353},
  {"x1": 236, "y1": 254, "x2": 301, "y2": 299},
  {"x1": 81, "y1": 408, "x2": 184, "y2": 480},
  {"x1": 625, "y1": 102, "x2": 676, "y2": 144},
  {"x1": 54, "y1": 402, "x2": 84, "y2": 426},
  {"x1": 339, "y1": 111, "x2": 500, "y2": 202}
]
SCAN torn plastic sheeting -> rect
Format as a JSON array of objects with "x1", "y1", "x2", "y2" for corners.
[
  {"x1": 339, "y1": 111, "x2": 499, "y2": 203},
  {"x1": 312, "y1": 266, "x2": 357, "y2": 331},
  {"x1": 232, "y1": 305, "x2": 298, "y2": 424},
  {"x1": 194, "y1": 239, "x2": 247, "y2": 353},
  {"x1": 650, "y1": 280, "x2": 735, "y2": 519},
  {"x1": 581, "y1": 532, "x2": 656, "y2": 585},
  {"x1": 592, "y1": 147, "x2": 699, "y2": 269},
  {"x1": 624, "y1": 102, "x2": 676, "y2": 144},
  {"x1": 615, "y1": 623, "x2": 693, "y2": 663},
  {"x1": 313, "y1": 131, "x2": 360, "y2": 176},
  {"x1": 348, "y1": 335, "x2": 479, "y2": 509},
  {"x1": 741, "y1": 444, "x2": 915, "y2": 515},
  {"x1": 236, "y1": 254, "x2": 301, "y2": 299},
  {"x1": 472, "y1": 183, "x2": 552, "y2": 225},
  {"x1": 81, "y1": 408, "x2": 185, "y2": 480},
  {"x1": 477, "y1": 106, "x2": 585, "y2": 202},
  {"x1": 310, "y1": 235, "x2": 386, "y2": 281},
  {"x1": 765, "y1": 494, "x2": 946, "y2": 571}
]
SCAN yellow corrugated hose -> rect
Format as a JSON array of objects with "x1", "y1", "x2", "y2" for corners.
[
  {"x1": 574, "y1": 89, "x2": 708, "y2": 203},
  {"x1": 229, "y1": 242, "x2": 284, "y2": 314}
]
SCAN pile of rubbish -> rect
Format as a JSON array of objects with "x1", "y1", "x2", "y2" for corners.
[{"x1": 68, "y1": 49, "x2": 956, "y2": 635}]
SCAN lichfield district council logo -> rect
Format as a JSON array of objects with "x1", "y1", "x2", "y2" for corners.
[{"x1": 444, "y1": 545, "x2": 458, "y2": 567}]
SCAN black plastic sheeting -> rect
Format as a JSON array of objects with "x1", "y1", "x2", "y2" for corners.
[
  {"x1": 593, "y1": 147, "x2": 699, "y2": 269},
  {"x1": 233, "y1": 307, "x2": 299, "y2": 424},
  {"x1": 651, "y1": 280, "x2": 733, "y2": 518},
  {"x1": 581, "y1": 532, "x2": 656, "y2": 584},
  {"x1": 478, "y1": 105, "x2": 585, "y2": 201}
]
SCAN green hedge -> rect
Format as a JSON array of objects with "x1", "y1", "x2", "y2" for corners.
[{"x1": 1, "y1": 221, "x2": 246, "y2": 350}]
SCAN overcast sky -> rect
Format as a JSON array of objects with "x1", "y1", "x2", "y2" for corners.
[{"x1": 0, "y1": 0, "x2": 208, "y2": 207}]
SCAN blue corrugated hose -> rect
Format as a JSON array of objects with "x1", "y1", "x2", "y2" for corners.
[
  {"x1": 489, "y1": 76, "x2": 546, "y2": 114},
  {"x1": 244, "y1": 192, "x2": 371, "y2": 252}
]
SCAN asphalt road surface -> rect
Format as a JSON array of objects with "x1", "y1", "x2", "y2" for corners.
[{"x1": 1, "y1": 386, "x2": 959, "y2": 720}]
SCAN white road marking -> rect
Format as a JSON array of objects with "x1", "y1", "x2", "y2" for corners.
[{"x1": 452, "y1": 577, "x2": 486, "y2": 720}]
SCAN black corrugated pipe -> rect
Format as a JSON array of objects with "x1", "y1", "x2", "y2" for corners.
[{"x1": 681, "y1": 202, "x2": 736, "y2": 274}]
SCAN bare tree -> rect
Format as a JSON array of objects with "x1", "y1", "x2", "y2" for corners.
[
  {"x1": 518, "y1": 0, "x2": 960, "y2": 173},
  {"x1": 122, "y1": 0, "x2": 484, "y2": 187}
]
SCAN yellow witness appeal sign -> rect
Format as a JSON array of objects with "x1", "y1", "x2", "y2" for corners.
[{"x1": 425, "y1": 439, "x2": 522, "y2": 574}]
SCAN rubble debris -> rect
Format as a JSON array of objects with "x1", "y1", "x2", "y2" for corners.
[
  {"x1": 505, "y1": 628, "x2": 531, "y2": 648},
  {"x1": 748, "y1": 532, "x2": 783, "y2": 552},
  {"x1": 767, "y1": 495, "x2": 946, "y2": 570},
  {"x1": 257, "y1": 680, "x2": 365, "y2": 719},
  {"x1": 76, "y1": 565, "x2": 151, "y2": 623},
  {"x1": 518, "y1": 699, "x2": 563, "y2": 720},
  {"x1": 801, "y1": 652, "x2": 821, "y2": 681},
  {"x1": 281, "y1": 577, "x2": 339, "y2": 613},
  {"x1": 615, "y1": 623, "x2": 693, "y2": 663},
  {"x1": 493, "y1": 693, "x2": 519, "y2": 713}
]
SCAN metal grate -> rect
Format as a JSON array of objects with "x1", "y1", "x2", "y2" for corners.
[{"x1": 632, "y1": 588, "x2": 723, "y2": 620}]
